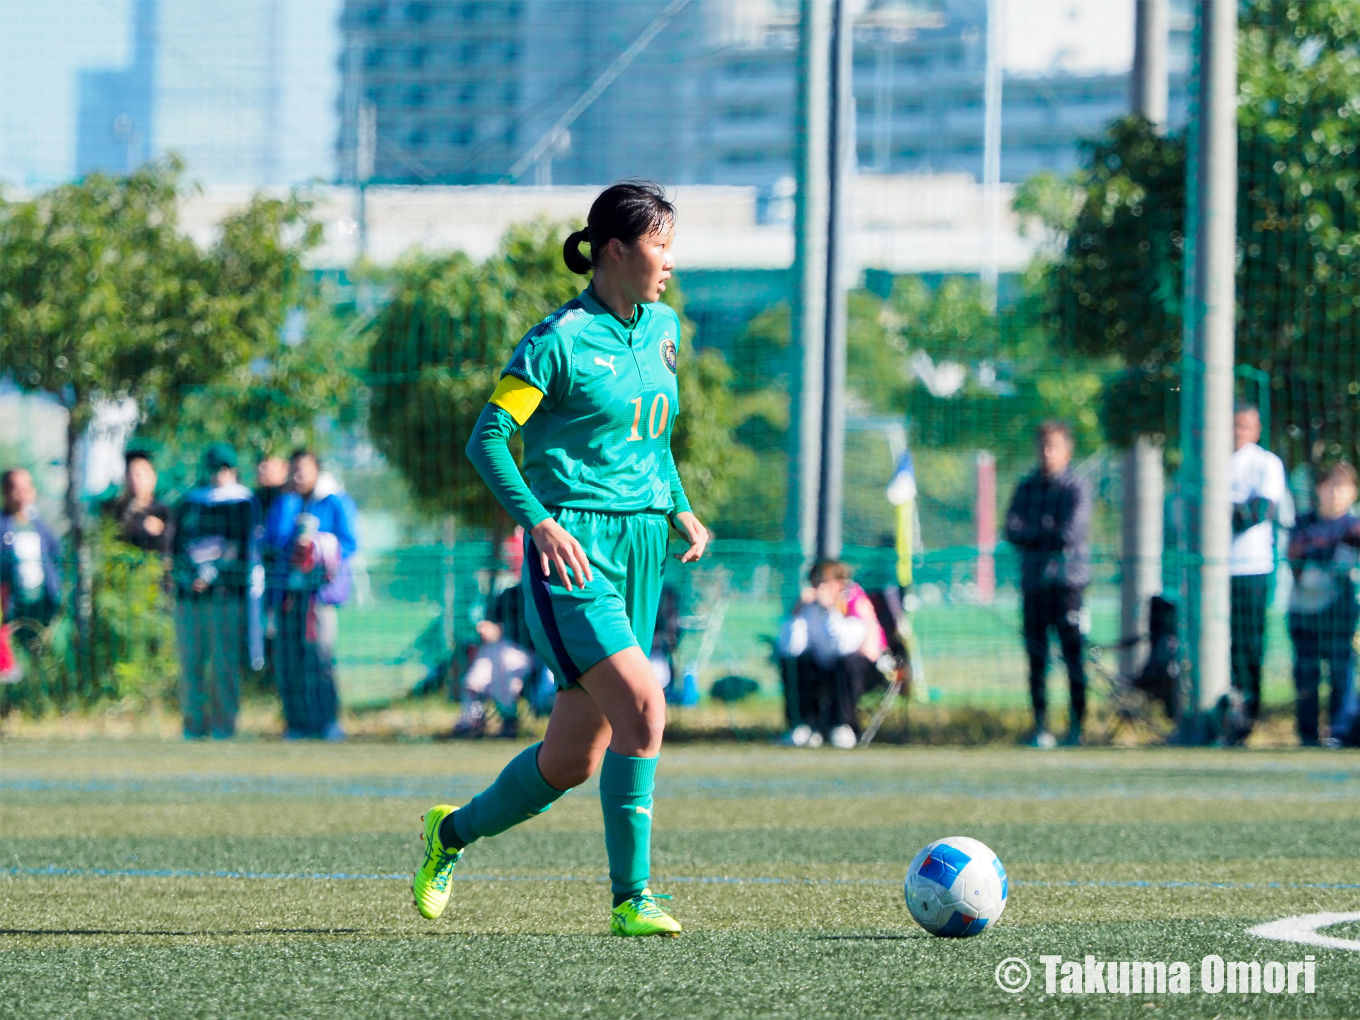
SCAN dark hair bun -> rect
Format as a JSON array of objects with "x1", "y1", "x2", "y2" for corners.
[
  {"x1": 563, "y1": 230, "x2": 593, "y2": 275},
  {"x1": 562, "y1": 182, "x2": 674, "y2": 275}
]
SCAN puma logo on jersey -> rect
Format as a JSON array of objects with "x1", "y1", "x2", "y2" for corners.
[
  {"x1": 628, "y1": 805, "x2": 652, "y2": 819},
  {"x1": 594, "y1": 356, "x2": 617, "y2": 375}
]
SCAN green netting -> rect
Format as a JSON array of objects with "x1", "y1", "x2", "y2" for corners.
[{"x1": 0, "y1": 1, "x2": 1356, "y2": 737}]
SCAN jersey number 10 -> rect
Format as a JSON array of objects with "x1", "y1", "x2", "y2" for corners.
[{"x1": 627, "y1": 394, "x2": 670, "y2": 442}]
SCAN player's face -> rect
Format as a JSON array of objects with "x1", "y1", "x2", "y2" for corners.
[
  {"x1": 616, "y1": 221, "x2": 674, "y2": 305},
  {"x1": 257, "y1": 456, "x2": 288, "y2": 488},
  {"x1": 1233, "y1": 410, "x2": 1261, "y2": 451},
  {"x1": 125, "y1": 458, "x2": 157, "y2": 502},
  {"x1": 814, "y1": 578, "x2": 846, "y2": 608},
  {"x1": 1038, "y1": 432, "x2": 1072, "y2": 476},
  {"x1": 2, "y1": 469, "x2": 35, "y2": 515},
  {"x1": 1316, "y1": 473, "x2": 1358, "y2": 520},
  {"x1": 291, "y1": 456, "x2": 319, "y2": 496}
]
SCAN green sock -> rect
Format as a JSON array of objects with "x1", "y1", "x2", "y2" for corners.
[
  {"x1": 450, "y1": 742, "x2": 565, "y2": 847},
  {"x1": 599, "y1": 749, "x2": 657, "y2": 906}
]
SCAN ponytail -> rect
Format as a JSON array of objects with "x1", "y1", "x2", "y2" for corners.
[
  {"x1": 561, "y1": 180, "x2": 675, "y2": 275},
  {"x1": 563, "y1": 229, "x2": 593, "y2": 275}
]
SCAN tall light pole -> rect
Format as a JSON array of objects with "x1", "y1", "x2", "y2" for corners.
[
  {"x1": 1120, "y1": 0, "x2": 1169, "y2": 680},
  {"x1": 817, "y1": 0, "x2": 853, "y2": 560},
  {"x1": 980, "y1": 0, "x2": 1004, "y2": 305},
  {"x1": 1179, "y1": 0, "x2": 1238, "y2": 741},
  {"x1": 790, "y1": 0, "x2": 832, "y2": 565}
]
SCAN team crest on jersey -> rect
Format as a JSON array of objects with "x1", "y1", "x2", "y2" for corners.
[{"x1": 660, "y1": 335, "x2": 677, "y2": 374}]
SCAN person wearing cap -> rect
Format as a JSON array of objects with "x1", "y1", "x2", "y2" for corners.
[
  {"x1": 171, "y1": 443, "x2": 263, "y2": 739},
  {"x1": 264, "y1": 449, "x2": 357, "y2": 741}
]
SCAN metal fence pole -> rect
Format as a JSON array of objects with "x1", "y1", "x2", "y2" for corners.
[
  {"x1": 816, "y1": 0, "x2": 852, "y2": 561},
  {"x1": 1181, "y1": 0, "x2": 1238, "y2": 739},
  {"x1": 1121, "y1": 0, "x2": 1169, "y2": 679},
  {"x1": 790, "y1": 0, "x2": 831, "y2": 566}
]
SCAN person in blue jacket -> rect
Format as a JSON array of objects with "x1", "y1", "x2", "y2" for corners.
[{"x1": 265, "y1": 449, "x2": 358, "y2": 740}]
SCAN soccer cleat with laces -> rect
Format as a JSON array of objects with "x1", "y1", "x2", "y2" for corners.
[
  {"x1": 609, "y1": 889, "x2": 682, "y2": 937},
  {"x1": 412, "y1": 804, "x2": 463, "y2": 919}
]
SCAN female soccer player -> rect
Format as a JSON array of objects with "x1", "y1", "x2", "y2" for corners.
[{"x1": 412, "y1": 181, "x2": 708, "y2": 936}]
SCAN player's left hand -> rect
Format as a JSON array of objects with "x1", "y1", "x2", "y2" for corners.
[{"x1": 672, "y1": 511, "x2": 709, "y2": 563}]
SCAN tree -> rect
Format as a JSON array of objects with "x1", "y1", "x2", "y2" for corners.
[
  {"x1": 0, "y1": 158, "x2": 320, "y2": 669},
  {"x1": 1031, "y1": 117, "x2": 1186, "y2": 448},
  {"x1": 1237, "y1": 0, "x2": 1360, "y2": 468},
  {"x1": 365, "y1": 220, "x2": 770, "y2": 530},
  {"x1": 365, "y1": 220, "x2": 582, "y2": 527},
  {"x1": 1034, "y1": 0, "x2": 1360, "y2": 465},
  {"x1": 135, "y1": 293, "x2": 367, "y2": 491}
]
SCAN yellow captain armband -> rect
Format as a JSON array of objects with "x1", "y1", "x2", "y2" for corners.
[{"x1": 489, "y1": 376, "x2": 545, "y2": 426}]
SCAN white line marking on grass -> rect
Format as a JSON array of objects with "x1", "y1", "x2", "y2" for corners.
[{"x1": 1249, "y1": 912, "x2": 1360, "y2": 952}]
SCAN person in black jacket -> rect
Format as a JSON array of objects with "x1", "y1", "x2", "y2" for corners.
[
  {"x1": 1004, "y1": 421, "x2": 1092, "y2": 748},
  {"x1": 110, "y1": 451, "x2": 173, "y2": 556},
  {"x1": 1285, "y1": 462, "x2": 1360, "y2": 746}
]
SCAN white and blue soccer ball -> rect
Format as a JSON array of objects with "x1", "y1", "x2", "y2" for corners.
[{"x1": 904, "y1": 836, "x2": 1007, "y2": 937}]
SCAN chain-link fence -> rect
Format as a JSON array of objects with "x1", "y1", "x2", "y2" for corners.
[{"x1": 2, "y1": 1, "x2": 1357, "y2": 742}]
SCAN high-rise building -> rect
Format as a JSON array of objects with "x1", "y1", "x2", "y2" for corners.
[
  {"x1": 335, "y1": 0, "x2": 708, "y2": 185},
  {"x1": 69, "y1": 0, "x2": 340, "y2": 186},
  {"x1": 339, "y1": 0, "x2": 1190, "y2": 190},
  {"x1": 76, "y1": 0, "x2": 157, "y2": 177}
]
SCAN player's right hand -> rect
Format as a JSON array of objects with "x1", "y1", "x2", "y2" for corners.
[{"x1": 530, "y1": 518, "x2": 593, "y2": 591}]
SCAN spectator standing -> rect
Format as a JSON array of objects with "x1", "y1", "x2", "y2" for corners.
[
  {"x1": 265, "y1": 450, "x2": 357, "y2": 741},
  {"x1": 172, "y1": 443, "x2": 261, "y2": 739},
  {"x1": 1005, "y1": 421, "x2": 1092, "y2": 748},
  {"x1": 777, "y1": 560, "x2": 886, "y2": 749},
  {"x1": 254, "y1": 454, "x2": 290, "y2": 687},
  {"x1": 1228, "y1": 405, "x2": 1288, "y2": 739},
  {"x1": 254, "y1": 455, "x2": 290, "y2": 525},
  {"x1": 110, "y1": 451, "x2": 173, "y2": 555},
  {"x1": 1, "y1": 468, "x2": 62, "y2": 681},
  {"x1": 1286, "y1": 462, "x2": 1360, "y2": 747}
]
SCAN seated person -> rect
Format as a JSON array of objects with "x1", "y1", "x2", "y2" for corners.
[
  {"x1": 651, "y1": 585, "x2": 681, "y2": 700},
  {"x1": 777, "y1": 559, "x2": 887, "y2": 749},
  {"x1": 451, "y1": 531, "x2": 540, "y2": 738}
]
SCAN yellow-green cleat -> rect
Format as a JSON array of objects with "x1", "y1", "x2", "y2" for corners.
[
  {"x1": 609, "y1": 889, "x2": 682, "y2": 937},
  {"x1": 412, "y1": 804, "x2": 463, "y2": 919}
]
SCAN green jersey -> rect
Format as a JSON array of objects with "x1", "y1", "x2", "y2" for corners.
[{"x1": 499, "y1": 285, "x2": 688, "y2": 516}]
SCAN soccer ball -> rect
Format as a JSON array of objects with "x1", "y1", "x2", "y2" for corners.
[{"x1": 904, "y1": 836, "x2": 1007, "y2": 937}]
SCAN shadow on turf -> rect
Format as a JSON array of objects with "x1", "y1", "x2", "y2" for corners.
[
  {"x1": 0, "y1": 927, "x2": 363, "y2": 937},
  {"x1": 813, "y1": 934, "x2": 923, "y2": 941}
]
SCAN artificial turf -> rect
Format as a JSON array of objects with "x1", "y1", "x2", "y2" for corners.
[{"x1": 2, "y1": 740, "x2": 1358, "y2": 1019}]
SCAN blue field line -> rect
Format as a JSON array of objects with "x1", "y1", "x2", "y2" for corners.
[
  {"x1": 3, "y1": 769, "x2": 1355, "y2": 802},
  {"x1": 6, "y1": 865, "x2": 1360, "y2": 893}
]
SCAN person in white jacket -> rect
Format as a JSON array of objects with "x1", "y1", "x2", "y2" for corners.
[
  {"x1": 777, "y1": 560, "x2": 886, "y2": 748},
  {"x1": 1228, "y1": 405, "x2": 1288, "y2": 740}
]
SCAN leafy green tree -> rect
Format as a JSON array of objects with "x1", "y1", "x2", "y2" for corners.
[
  {"x1": 136, "y1": 294, "x2": 367, "y2": 492},
  {"x1": 867, "y1": 276, "x2": 1103, "y2": 464},
  {"x1": 1033, "y1": 0, "x2": 1360, "y2": 464},
  {"x1": 1237, "y1": 0, "x2": 1360, "y2": 467},
  {"x1": 365, "y1": 220, "x2": 768, "y2": 530},
  {"x1": 0, "y1": 158, "x2": 319, "y2": 666},
  {"x1": 365, "y1": 220, "x2": 582, "y2": 527}
]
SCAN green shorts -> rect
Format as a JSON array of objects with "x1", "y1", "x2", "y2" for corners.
[{"x1": 522, "y1": 507, "x2": 670, "y2": 690}]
